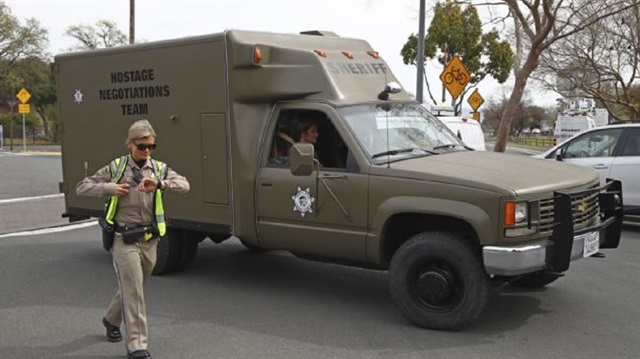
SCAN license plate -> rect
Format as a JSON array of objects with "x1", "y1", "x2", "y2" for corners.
[{"x1": 583, "y1": 232, "x2": 600, "y2": 258}]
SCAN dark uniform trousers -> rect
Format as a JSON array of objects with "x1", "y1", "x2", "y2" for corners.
[{"x1": 105, "y1": 232, "x2": 158, "y2": 352}]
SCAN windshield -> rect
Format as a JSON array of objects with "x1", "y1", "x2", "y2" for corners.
[{"x1": 339, "y1": 103, "x2": 467, "y2": 164}]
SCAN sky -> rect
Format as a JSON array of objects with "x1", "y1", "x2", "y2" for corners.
[{"x1": 5, "y1": 0, "x2": 558, "y2": 109}]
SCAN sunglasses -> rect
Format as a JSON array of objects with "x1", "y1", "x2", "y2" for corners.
[{"x1": 134, "y1": 143, "x2": 157, "y2": 151}]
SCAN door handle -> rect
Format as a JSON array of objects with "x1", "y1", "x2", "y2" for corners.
[
  {"x1": 592, "y1": 164, "x2": 608, "y2": 169},
  {"x1": 320, "y1": 174, "x2": 346, "y2": 179}
]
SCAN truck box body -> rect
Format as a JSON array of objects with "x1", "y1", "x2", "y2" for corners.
[
  {"x1": 554, "y1": 114, "x2": 597, "y2": 144},
  {"x1": 56, "y1": 30, "x2": 405, "y2": 240},
  {"x1": 56, "y1": 29, "x2": 623, "y2": 331}
]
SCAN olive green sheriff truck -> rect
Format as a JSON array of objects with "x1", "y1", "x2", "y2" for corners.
[{"x1": 55, "y1": 29, "x2": 623, "y2": 331}]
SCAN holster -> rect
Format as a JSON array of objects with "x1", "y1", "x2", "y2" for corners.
[{"x1": 98, "y1": 217, "x2": 115, "y2": 251}]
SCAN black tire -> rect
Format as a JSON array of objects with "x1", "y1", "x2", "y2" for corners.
[
  {"x1": 389, "y1": 231, "x2": 489, "y2": 331},
  {"x1": 153, "y1": 228, "x2": 183, "y2": 276},
  {"x1": 176, "y1": 231, "x2": 204, "y2": 271},
  {"x1": 508, "y1": 271, "x2": 561, "y2": 288}
]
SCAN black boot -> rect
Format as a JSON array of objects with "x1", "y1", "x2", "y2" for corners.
[
  {"x1": 102, "y1": 317, "x2": 122, "y2": 342},
  {"x1": 128, "y1": 349, "x2": 152, "y2": 359}
]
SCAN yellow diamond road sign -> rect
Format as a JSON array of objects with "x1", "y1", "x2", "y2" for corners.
[
  {"x1": 467, "y1": 89, "x2": 484, "y2": 111},
  {"x1": 16, "y1": 88, "x2": 31, "y2": 104},
  {"x1": 439, "y1": 55, "x2": 470, "y2": 100}
]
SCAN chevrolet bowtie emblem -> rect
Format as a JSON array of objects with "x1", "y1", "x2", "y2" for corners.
[{"x1": 577, "y1": 201, "x2": 588, "y2": 213}]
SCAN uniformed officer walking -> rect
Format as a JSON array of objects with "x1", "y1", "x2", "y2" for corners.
[{"x1": 77, "y1": 119, "x2": 189, "y2": 359}]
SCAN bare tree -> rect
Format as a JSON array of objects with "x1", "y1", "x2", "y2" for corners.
[
  {"x1": 478, "y1": 0, "x2": 637, "y2": 152},
  {"x1": 535, "y1": 4, "x2": 639, "y2": 121},
  {"x1": 65, "y1": 20, "x2": 127, "y2": 51}
]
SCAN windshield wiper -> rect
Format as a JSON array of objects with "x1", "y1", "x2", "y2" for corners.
[
  {"x1": 432, "y1": 143, "x2": 468, "y2": 151},
  {"x1": 371, "y1": 147, "x2": 437, "y2": 159}
]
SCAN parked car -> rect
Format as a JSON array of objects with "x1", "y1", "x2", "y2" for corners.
[{"x1": 534, "y1": 123, "x2": 640, "y2": 215}]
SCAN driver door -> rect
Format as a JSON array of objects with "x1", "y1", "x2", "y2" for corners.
[{"x1": 256, "y1": 104, "x2": 369, "y2": 262}]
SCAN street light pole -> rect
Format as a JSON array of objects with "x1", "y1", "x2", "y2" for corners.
[
  {"x1": 416, "y1": 0, "x2": 426, "y2": 103},
  {"x1": 129, "y1": 0, "x2": 135, "y2": 44}
]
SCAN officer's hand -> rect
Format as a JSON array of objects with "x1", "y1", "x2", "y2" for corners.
[
  {"x1": 114, "y1": 183, "x2": 130, "y2": 196},
  {"x1": 138, "y1": 178, "x2": 158, "y2": 193}
]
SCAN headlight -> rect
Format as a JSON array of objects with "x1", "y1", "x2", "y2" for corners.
[
  {"x1": 504, "y1": 201, "x2": 529, "y2": 226},
  {"x1": 504, "y1": 200, "x2": 536, "y2": 237},
  {"x1": 514, "y1": 202, "x2": 528, "y2": 223}
]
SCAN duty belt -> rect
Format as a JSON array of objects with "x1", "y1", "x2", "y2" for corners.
[{"x1": 114, "y1": 223, "x2": 154, "y2": 233}]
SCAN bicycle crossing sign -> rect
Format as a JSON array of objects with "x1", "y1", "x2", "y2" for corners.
[
  {"x1": 467, "y1": 89, "x2": 484, "y2": 111},
  {"x1": 439, "y1": 55, "x2": 470, "y2": 100}
]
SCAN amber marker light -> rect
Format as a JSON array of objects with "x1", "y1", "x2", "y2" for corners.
[
  {"x1": 367, "y1": 51, "x2": 379, "y2": 59},
  {"x1": 254, "y1": 46, "x2": 262, "y2": 64},
  {"x1": 504, "y1": 201, "x2": 516, "y2": 226},
  {"x1": 342, "y1": 51, "x2": 354, "y2": 59},
  {"x1": 314, "y1": 49, "x2": 327, "y2": 57}
]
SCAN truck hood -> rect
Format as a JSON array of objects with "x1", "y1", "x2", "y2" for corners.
[{"x1": 382, "y1": 151, "x2": 599, "y2": 196}]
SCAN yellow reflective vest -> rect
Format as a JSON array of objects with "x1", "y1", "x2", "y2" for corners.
[{"x1": 103, "y1": 155, "x2": 168, "y2": 236}]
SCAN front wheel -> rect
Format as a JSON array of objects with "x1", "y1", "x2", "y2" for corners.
[{"x1": 389, "y1": 231, "x2": 489, "y2": 331}]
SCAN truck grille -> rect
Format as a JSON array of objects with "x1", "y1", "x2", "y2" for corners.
[{"x1": 538, "y1": 185, "x2": 600, "y2": 234}]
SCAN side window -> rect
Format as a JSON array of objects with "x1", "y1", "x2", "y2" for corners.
[
  {"x1": 267, "y1": 109, "x2": 348, "y2": 170},
  {"x1": 564, "y1": 129, "x2": 622, "y2": 158},
  {"x1": 620, "y1": 129, "x2": 640, "y2": 157}
]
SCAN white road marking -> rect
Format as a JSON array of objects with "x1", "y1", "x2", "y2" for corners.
[
  {"x1": 0, "y1": 221, "x2": 98, "y2": 238},
  {"x1": 0, "y1": 193, "x2": 64, "y2": 204}
]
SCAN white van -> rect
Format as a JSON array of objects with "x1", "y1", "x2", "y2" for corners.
[{"x1": 436, "y1": 116, "x2": 486, "y2": 151}]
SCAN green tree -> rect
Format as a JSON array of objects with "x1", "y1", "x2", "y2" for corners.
[
  {"x1": 0, "y1": 1, "x2": 48, "y2": 79},
  {"x1": 401, "y1": 0, "x2": 513, "y2": 112},
  {"x1": 9, "y1": 57, "x2": 57, "y2": 137},
  {"x1": 65, "y1": 20, "x2": 127, "y2": 51},
  {"x1": 483, "y1": 96, "x2": 556, "y2": 137},
  {"x1": 0, "y1": 1, "x2": 49, "y2": 145}
]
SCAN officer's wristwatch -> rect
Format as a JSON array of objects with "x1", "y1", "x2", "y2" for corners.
[{"x1": 156, "y1": 180, "x2": 163, "y2": 190}]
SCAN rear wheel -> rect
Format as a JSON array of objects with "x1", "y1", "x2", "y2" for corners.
[
  {"x1": 177, "y1": 231, "x2": 205, "y2": 271},
  {"x1": 153, "y1": 228, "x2": 183, "y2": 275},
  {"x1": 389, "y1": 231, "x2": 489, "y2": 331}
]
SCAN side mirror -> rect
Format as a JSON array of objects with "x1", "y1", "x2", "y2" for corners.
[{"x1": 290, "y1": 143, "x2": 315, "y2": 176}]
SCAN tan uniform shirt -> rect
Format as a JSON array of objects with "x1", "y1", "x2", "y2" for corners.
[{"x1": 76, "y1": 156, "x2": 189, "y2": 226}]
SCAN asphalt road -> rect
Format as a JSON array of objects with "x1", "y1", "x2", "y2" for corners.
[{"x1": 1, "y1": 151, "x2": 639, "y2": 359}]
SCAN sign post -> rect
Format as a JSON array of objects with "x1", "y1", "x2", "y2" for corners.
[{"x1": 16, "y1": 88, "x2": 31, "y2": 152}]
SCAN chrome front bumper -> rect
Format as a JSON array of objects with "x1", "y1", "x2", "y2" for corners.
[{"x1": 482, "y1": 231, "x2": 600, "y2": 276}]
